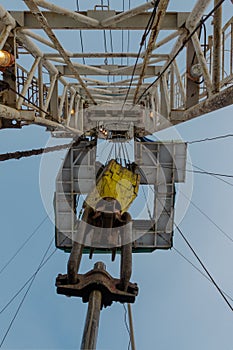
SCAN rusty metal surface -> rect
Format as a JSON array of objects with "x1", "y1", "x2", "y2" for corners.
[
  {"x1": 80, "y1": 262, "x2": 104, "y2": 350},
  {"x1": 56, "y1": 266, "x2": 138, "y2": 307},
  {"x1": 80, "y1": 289, "x2": 102, "y2": 350}
]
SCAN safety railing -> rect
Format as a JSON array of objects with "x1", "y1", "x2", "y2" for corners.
[
  {"x1": 171, "y1": 16, "x2": 233, "y2": 111},
  {"x1": 16, "y1": 64, "x2": 48, "y2": 110}
]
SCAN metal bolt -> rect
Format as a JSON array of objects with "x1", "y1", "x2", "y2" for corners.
[{"x1": 94, "y1": 261, "x2": 106, "y2": 270}]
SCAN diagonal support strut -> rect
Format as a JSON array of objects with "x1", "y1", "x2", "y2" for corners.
[{"x1": 23, "y1": 0, "x2": 97, "y2": 105}]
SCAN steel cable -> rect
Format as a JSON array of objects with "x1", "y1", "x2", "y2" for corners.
[
  {"x1": 76, "y1": 0, "x2": 86, "y2": 65},
  {"x1": 136, "y1": 0, "x2": 226, "y2": 103},
  {"x1": 0, "y1": 242, "x2": 59, "y2": 316},
  {"x1": 0, "y1": 236, "x2": 54, "y2": 347},
  {"x1": 122, "y1": 0, "x2": 160, "y2": 108},
  {"x1": 0, "y1": 213, "x2": 50, "y2": 275},
  {"x1": 139, "y1": 181, "x2": 233, "y2": 306}
]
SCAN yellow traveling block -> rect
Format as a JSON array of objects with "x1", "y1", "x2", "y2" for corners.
[{"x1": 85, "y1": 159, "x2": 140, "y2": 213}]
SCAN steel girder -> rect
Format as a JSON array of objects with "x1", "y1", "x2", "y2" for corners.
[{"x1": 0, "y1": 1, "x2": 232, "y2": 135}]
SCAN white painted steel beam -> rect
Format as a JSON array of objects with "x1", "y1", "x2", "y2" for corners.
[
  {"x1": 191, "y1": 32, "x2": 212, "y2": 95},
  {"x1": 0, "y1": 6, "x2": 15, "y2": 51},
  {"x1": 185, "y1": 0, "x2": 212, "y2": 31},
  {"x1": 17, "y1": 32, "x2": 59, "y2": 75},
  {"x1": 58, "y1": 84, "x2": 68, "y2": 119},
  {"x1": 9, "y1": 11, "x2": 189, "y2": 30},
  {"x1": 0, "y1": 25, "x2": 13, "y2": 50},
  {"x1": 171, "y1": 85, "x2": 233, "y2": 123},
  {"x1": 16, "y1": 57, "x2": 41, "y2": 109},
  {"x1": 44, "y1": 52, "x2": 166, "y2": 59},
  {"x1": 74, "y1": 96, "x2": 81, "y2": 130},
  {"x1": 111, "y1": 57, "x2": 167, "y2": 75},
  {"x1": 56, "y1": 64, "x2": 163, "y2": 77},
  {"x1": 137, "y1": 0, "x2": 213, "y2": 104},
  {"x1": 15, "y1": 32, "x2": 80, "y2": 125},
  {"x1": 150, "y1": 29, "x2": 184, "y2": 51},
  {"x1": 0, "y1": 5, "x2": 16, "y2": 27},
  {"x1": 78, "y1": 99, "x2": 84, "y2": 131},
  {"x1": 1, "y1": 0, "x2": 232, "y2": 135},
  {"x1": 20, "y1": 29, "x2": 73, "y2": 56},
  {"x1": 80, "y1": 86, "x2": 113, "y2": 94},
  {"x1": 133, "y1": 0, "x2": 169, "y2": 103},
  {"x1": 24, "y1": 0, "x2": 97, "y2": 105},
  {"x1": 0, "y1": 104, "x2": 82, "y2": 134},
  {"x1": 35, "y1": 117, "x2": 82, "y2": 135},
  {"x1": 43, "y1": 73, "x2": 58, "y2": 113},
  {"x1": 173, "y1": 60, "x2": 185, "y2": 106},
  {"x1": 50, "y1": 58, "x2": 109, "y2": 75},
  {"x1": 101, "y1": 1, "x2": 155, "y2": 27},
  {"x1": 34, "y1": 0, "x2": 99, "y2": 27},
  {"x1": 66, "y1": 92, "x2": 75, "y2": 127},
  {"x1": 212, "y1": 0, "x2": 222, "y2": 93},
  {"x1": 83, "y1": 77, "x2": 111, "y2": 86}
]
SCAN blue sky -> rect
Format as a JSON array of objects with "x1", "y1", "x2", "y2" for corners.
[{"x1": 1, "y1": 1, "x2": 233, "y2": 349}]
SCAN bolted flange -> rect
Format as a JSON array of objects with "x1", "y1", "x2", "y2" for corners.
[{"x1": 56, "y1": 263, "x2": 138, "y2": 308}]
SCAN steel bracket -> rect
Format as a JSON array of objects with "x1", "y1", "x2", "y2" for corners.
[{"x1": 56, "y1": 267, "x2": 138, "y2": 307}]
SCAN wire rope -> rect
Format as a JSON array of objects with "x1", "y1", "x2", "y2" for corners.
[
  {"x1": 121, "y1": 0, "x2": 125, "y2": 69},
  {"x1": 126, "y1": 0, "x2": 131, "y2": 69},
  {"x1": 106, "y1": 0, "x2": 115, "y2": 81},
  {"x1": 123, "y1": 304, "x2": 131, "y2": 350},
  {"x1": 175, "y1": 222, "x2": 233, "y2": 312},
  {"x1": 155, "y1": 192, "x2": 233, "y2": 312},
  {"x1": 179, "y1": 189, "x2": 233, "y2": 244},
  {"x1": 76, "y1": 0, "x2": 86, "y2": 65},
  {"x1": 0, "y1": 213, "x2": 50, "y2": 275},
  {"x1": 0, "y1": 236, "x2": 54, "y2": 347},
  {"x1": 190, "y1": 162, "x2": 233, "y2": 188},
  {"x1": 144, "y1": 172, "x2": 233, "y2": 245},
  {"x1": 122, "y1": 0, "x2": 160, "y2": 108},
  {"x1": 139, "y1": 180, "x2": 233, "y2": 305},
  {"x1": 101, "y1": 0, "x2": 109, "y2": 82},
  {"x1": 0, "y1": 143, "x2": 73, "y2": 162},
  {"x1": 0, "y1": 241, "x2": 58, "y2": 316},
  {"x1": 187, "y1": 133, "x2": 233, "y2": 144},
  {"x1": 136, "y1": 0, "x2": 226, "y2": 104},
  {"x1": 160, "y1": 163, "x2": 233, "y2": 181}
]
